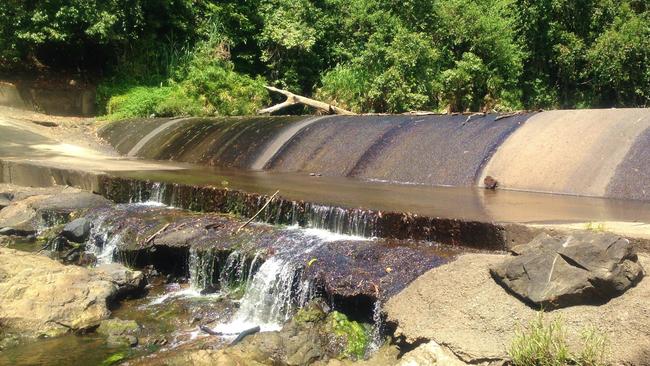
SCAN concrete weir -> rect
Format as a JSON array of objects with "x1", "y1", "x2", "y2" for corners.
[
  {"x1": 102, "y1": 109, "x2": 650, "y2": 200},
  {"x1": 4, "y1": 109, "x2": 650, "y2": 250}
]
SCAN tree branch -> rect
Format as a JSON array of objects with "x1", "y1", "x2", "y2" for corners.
[{"x1": 259, "y1": 86, "x2": 355, "y2": 115}]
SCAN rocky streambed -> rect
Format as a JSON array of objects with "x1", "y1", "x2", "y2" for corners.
[
  {"x1": 0, "y1": 183, "x2": 466, "y2": 365},
  {"x1": 2, "y1": 182, "x2": 648, "y2": 365}
]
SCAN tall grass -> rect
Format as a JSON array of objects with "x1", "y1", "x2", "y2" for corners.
[{"x1": 509, "y1": 312, "x2": 608, "y2": 366}]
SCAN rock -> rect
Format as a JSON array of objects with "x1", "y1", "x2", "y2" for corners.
[
  {"x1": 78, "y1": 252, "x2": 97, "y2": 266},
  {"x1": 96, "y1": 263, "x2": 146, "y2": 300},
  {"x1": 483, "y1": 176, "x2": 498, "y2": 190},
  {"x1": 62, "y1": 218, "x2": 91, "y2": 243},
  {"x1": 0, "y1": 192, "x2": 13, "y2": 209},
  {"x1": 97, "y1": 318, "x2": 140, "y2": 347},
  {"x1": 0, "y1": 191, "x2": 110, "y2": 234},
  {"x1": 0, "y1": 227, "x2": 34, "y2": 236},
  {"x1": 397, "y1": 341, "x2": 468, "y2": 366},
  {"x1": 0, "y1": 248, "x2": 116, "y2": 338},
  {"x1": 175, "y1": 307, "x2": 370, "y2": 366},
  {"x1": 386, "y1": 253, "x2": 650, "y2": 365},
  {"x1": 490, "y1": 232, "x2": 644, "y2": 309}
]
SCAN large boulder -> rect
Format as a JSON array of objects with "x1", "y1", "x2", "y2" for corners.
[
  {"x1": 0, "y1": 248, "x2": 144, "y2": 340},
  {"x1": 0, "y1": 248, "x2": 115, "y2": 337},
  {"x1": 490, "y1": 232, "x2": 644, "y2": 309}
]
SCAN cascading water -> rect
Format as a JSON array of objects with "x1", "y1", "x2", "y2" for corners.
[
  {"x1": 82, "y1": 201, "x2": 385, "y2": 352},
  {"x1": 214, "y1": 227, "x2": 364, "y2": 333},
  {"x1": 367, "y1": 299, "x2": 384, "y2": 355},
  {"x1": 188, "y1": 248, "x2": 218, "y2": 291},
  {"x1": 302, "y1": 204, "x2": 376, "y2": 237},
  {"x1": 86, "y1": 211, "x2": 122, "y2": 264}
]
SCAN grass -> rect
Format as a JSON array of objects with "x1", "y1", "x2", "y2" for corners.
[
  {"x1": 509, "y1": 312, "x2": 609, "y2": 366},
  {"x1": 585, "y1": 222, "x2": 607, "y2": 232}
]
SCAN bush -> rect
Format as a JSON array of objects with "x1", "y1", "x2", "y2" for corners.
[
  {"x1": 105, "y1": 86, "x2": 176, "y2": 121},
  {"x1": 509, "y1": 312, "x2": 608, "y2": 366},
  {"x1": 99, "y1": 30, "x2": 269, "y2": 120}
]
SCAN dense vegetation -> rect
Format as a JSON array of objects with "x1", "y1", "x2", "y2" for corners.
[{"x1": 0, "y1": 0, "x2": 648, "y2": 117}]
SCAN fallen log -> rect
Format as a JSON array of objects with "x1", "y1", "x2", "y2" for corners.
[{"x1": 259, "y1": 86, "x2": 355, "y2": 115}]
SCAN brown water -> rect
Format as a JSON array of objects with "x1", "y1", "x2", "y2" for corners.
[
  {"x1": 112, "y1": 164, "x2": 650, "y2": 225},
  {"x1": 0, "y1": 335, "x2": 126, "y2": 366}
]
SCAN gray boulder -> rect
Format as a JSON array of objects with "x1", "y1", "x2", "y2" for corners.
[
  {"x1": 490, "y1": 232, "x2": 644, "y2": 309},
  {"x1": 62, "y1": 218, "x2": 91, "y2": 243},
  {"x1": 95, "y1": 263, "x2": 146, "y2": 300}
]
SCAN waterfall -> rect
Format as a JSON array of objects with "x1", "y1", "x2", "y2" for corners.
[
  {"x1": 302, "y1": 204, "x2": 376, "y2": 237},
  {"x1": 86, "y1": 211, "x2": 121, "y2": 264},
  {"x1": 367, "y1": 299, "x2": 384, "y2": 354},
  {"x1": 214, "y1": 228, "x2": 360, "y2": 333},
  {"x1": 188, "y1": 248, "x2": 218, "y2": 291}
]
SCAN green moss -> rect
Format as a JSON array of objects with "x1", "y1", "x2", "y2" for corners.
[
  {"x1": 326, "y1": 311, "x2": 370, "y2": 360},
  {"x1": 294, "y1": 303, "x2": 326, "y2": 324},
  {"x1": 101, "y1": 352, "x2": 126, "y2": 366},
  {"x1": 37, "y1": 224, "x2": 65, "y2": 243},
  {"x1": 97, "y1": 319, "x2": 139, "y2": 337}
]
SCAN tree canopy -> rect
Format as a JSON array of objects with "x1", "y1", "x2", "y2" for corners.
[{"x1": 1, "y1": 0, "x2": 648, "y2": 116}]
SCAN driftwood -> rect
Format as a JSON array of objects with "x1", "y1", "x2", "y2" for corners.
[
  {"x1": 145, "y1": 223, "x2": 170, "y2": 244},
  {"x1": 230, "y1": 326, "x2": 261, "y2": 346},
  {"x1": 259, "y1": 86, "x2": 355, "y2": 115},
  {"x1": 236, "y1": 190, "x2": 280, "y2": 233},
  {"x1": 199, "y1": 325, "x2": 261, "y2": 346}
]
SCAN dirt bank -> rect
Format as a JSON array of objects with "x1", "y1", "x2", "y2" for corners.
[{"x1": 386, "y1": 253, "x2": 650, "y2": 365}]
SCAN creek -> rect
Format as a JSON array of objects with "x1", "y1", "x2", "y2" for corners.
[{"x1": 0, "y1": 197, "x2": 458, "y2": 365}]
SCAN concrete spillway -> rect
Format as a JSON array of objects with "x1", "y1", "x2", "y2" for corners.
[{"x1": 101, "y1": 109, "x2": 650, "y2": 200}]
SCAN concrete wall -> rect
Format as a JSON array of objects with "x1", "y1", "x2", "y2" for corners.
[
  {"x1": 101, "y1": 108, "x2": 650, "y2": 201},
  {"x1": 0, "y1": 81, "x2": 95, "y2": 116}
]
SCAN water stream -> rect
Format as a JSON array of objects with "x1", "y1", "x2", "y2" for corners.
[{"x1": 84, "y1": 202, "x2": 374, "y2": 336}]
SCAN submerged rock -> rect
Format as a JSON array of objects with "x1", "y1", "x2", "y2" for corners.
[
  {"x1": 490, "y1": 232, "x2": 644, "y2": 308},
  {"x1": 0, "y1": 248, "x2": 115, "y2": 338},
  {"x1": 97, "y1": 318, "x2": 140, "y2": 347}
]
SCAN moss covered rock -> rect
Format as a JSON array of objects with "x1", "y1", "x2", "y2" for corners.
[{"x1": 325, "y1": 311, "x2": 370, "y2": 360}]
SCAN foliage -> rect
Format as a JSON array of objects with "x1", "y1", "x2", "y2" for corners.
[
  {"x1": 100, "y1": 31, "x2": 268, "y2": 119},
  {"x1": 1, "y1": 0, "x2": 649, "y2": 115},
  {"x1": 509, "y1": 312, "x2": 608, "y2": 366}
]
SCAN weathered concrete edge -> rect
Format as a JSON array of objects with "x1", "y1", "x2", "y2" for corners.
[
  {"x1": 0, "y1": 81, "x2": 96, "y2": 116},
  {"x1": 5, "y1": 158, "x2": 648, "y2": 252}
]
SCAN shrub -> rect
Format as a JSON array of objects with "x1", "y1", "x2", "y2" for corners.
[{"x1": 105, "y1": 86, "x2": 175, "y2": 121}]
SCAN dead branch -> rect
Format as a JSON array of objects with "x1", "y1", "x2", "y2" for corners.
[
  {"x1": 259, "y1": 86, "x2": 355, "y2": 115},
  {"x1": 145, "y1": 223, "x2": 170, "y2": 244},
  {"x1": 237, "y1": 190, "x2": 280, "y2": 232}
]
